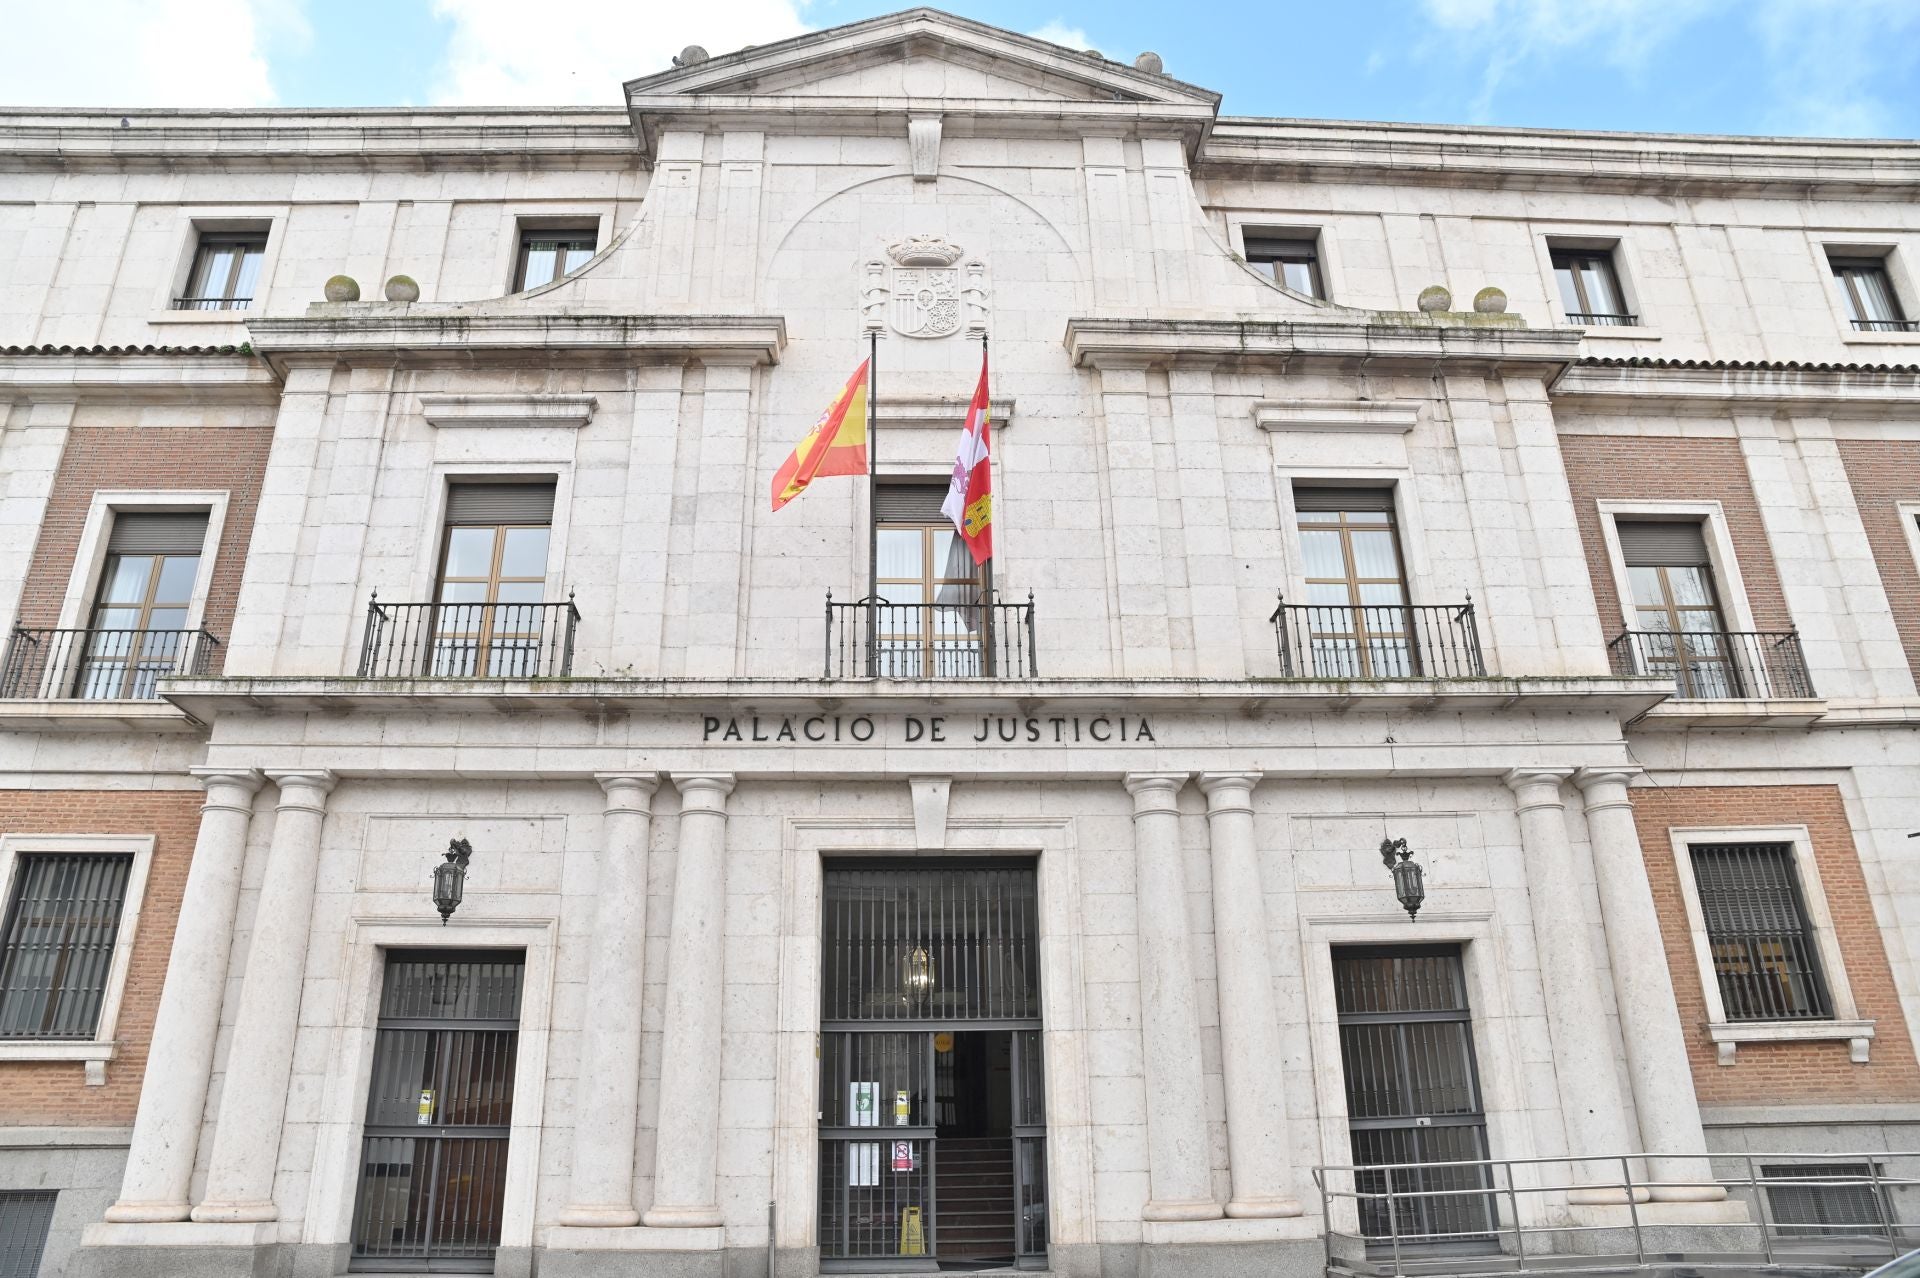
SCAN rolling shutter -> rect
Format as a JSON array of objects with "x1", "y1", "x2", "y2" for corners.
[
  {"x1": 873, "y1": 483, "x2": 950, "y2": 523},
  {"x1": 1617, "y1": 520, "x2": 1710, "y2": 567},
  {"x1": 105, "y1": 512, "x2": 208, "y2": 556},
  {"x1": 444, "y1": 481, "x2": 555, "y2": 526},
  {"x1": 1292, "y1": 485, "x2": 1396, "y2": 514}
]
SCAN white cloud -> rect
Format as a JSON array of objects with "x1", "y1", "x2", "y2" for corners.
[
  {"x1": 0, "y1": 0, "x2": 280, "y2": 107},
  {"x1": 428, "y1": 0, "x2": 811, "y2": 105},
  {"x1": 1026, "y1": 21, "x2": 1098, "y2": 52}
]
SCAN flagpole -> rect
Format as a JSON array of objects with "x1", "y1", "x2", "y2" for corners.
[{"x1": 866, "y1": 328, "x2": 879, "y2": 604}]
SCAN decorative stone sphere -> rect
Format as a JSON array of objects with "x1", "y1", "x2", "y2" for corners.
[
  {"x1": 1473, "y1": 286, "x2": 1508, "y2": 314},
  {"x1": 384, "y1": 274, "x2": 420, "y2": 302},
  {"x1": 1134, "y1": 51, "x2": 1164, "y2": 74},
  {"x1": 1082, "y1": 49, "x2": 1104, "y2": 61},
  {"x1": 1417, "y1": 285, "x2": 1452, "y2": 313},
  {"x1": 677, "y1": 44, "x2": 709, "y2": 66},
  {"x1": 323, "y1": 275, "x2": 360, "y2": 303}
]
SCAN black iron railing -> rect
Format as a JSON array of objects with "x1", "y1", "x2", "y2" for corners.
[
  {"x1": 1608, "y1": 628, "x2": 1814, "y2": 699},
  {"x1": 0, "y1": 626, "x2": 218, "y2": 699},
  {"x1": 1272, "y1": 599, "x2": 1485, "y2": 679},
  {"x1": 825, "y1": 591, "x2": 1036, "y2": 678},
  {"x1": 358, "y1": 596, "x2": 580, "y2": 678},
  {"x1": 1567, "y1": 311, "x2": 1639, "y2": 326},
  {"x1": 1852, "y1": 318, "x2": 1920, "y2": 332},
  {"x1": 170, "y1": 296, "x2": 252, "y2": 311}
]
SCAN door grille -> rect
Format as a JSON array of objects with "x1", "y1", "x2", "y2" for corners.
[
  {"x1": 1334, "y1": 946, "x2": 1496, "y2": 1246},
  {"x1": 351, "y1": 950, "x2": 523, "y2": 1273}
]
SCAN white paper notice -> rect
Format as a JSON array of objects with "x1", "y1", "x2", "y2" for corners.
[{"x1": 850, "y1": 1141, "x2": 880, "y2": 1186}]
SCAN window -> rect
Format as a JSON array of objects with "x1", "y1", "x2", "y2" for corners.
[
  {"x1": 1617, "y1": 520, "x2": 1740, "y2": 698},
  {"x1": 0, "y1": 851, "x2": 133, "y2": 1040},
  {"x1": 1243, "y1": 233, "x2": 1325, "y2": 299},
  {"x1": 1690, "y1": 842, "x2": 1831, "y2": 1022},
  {"x1": 874, "y1": 483, "x2": 987, "y2": 677},
  {"x1": 0, "y1": 1191, "x2": 57, "y2": 1278},
  {"x1": 81, "y1": 512, "x2": 208, "y2": 699},
  {"x1": 435, "y1": 481, "x2": 556, "y2": 677},
  {"x1": 1829, "y1": 255, "x2": 1915, "y2": 332},
  {"x1": 513, "y1": 227, "x2": 597, "y2": 292},
  {"x1": 176, "y1": 232, "x2": 265, "y2": 311},
  {"x1": 1293, "y1": 486, "x2": 1412, "y2": 678},
  {"x1": 1552, "y1": 246, "x2": 1635, "y2": 325},
  {"x1": 1763, "y1": 1165, "x2": 1889, "y2": 1239}
]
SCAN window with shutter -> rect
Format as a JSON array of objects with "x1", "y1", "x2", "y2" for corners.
[
  {"x1": 1689, "y1": 842, "x2": 1833, "y2": 1021},
  {"x1": 86, "y1": 512, "x2": 210, "y2": 699},
  {"x1": 1616, "y1": 519, "x2": 1738, "y2": 698},
  {"x1": 1292, "y1": 485, "x2": 1412, "y2": 678},
  {"x1": 434, "y1": 481, "x2": 558, "y2": 677},
  {"x1": 873, "y1": 482, "x2": 986, "y2": 677}
]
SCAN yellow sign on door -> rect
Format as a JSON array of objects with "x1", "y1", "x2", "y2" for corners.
[{"x1": 899, "y1": 1206, "x2": 925, "y2": 1256}]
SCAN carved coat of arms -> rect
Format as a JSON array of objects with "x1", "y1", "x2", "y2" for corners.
[{"x1": 862, "y1": 236, "x2": 987, "y2": 339}]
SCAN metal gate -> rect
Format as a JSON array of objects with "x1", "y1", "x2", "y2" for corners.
[
  {"x1": 1333, "y1": 945, "x2": 1497, "y2": 1246},
  {"x1": 818, "y1": 862, "x2": 1047, "y2": 1270},
  {"x1": 350, "y1": 950, "x2": 524, "y2": 1272}
]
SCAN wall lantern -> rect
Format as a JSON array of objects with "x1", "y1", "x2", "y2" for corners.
[
  {"x1": 902, "y1": 944, "x2": 936, "y2": 1010},
  {"x1": 1380, "y1": 837, "x2": 1426, "y2": 920},
  {"x1": 433, "y1": 838, "x2": 473, "y2": 924}
]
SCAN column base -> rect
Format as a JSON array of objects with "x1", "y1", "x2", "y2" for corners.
[
  {"x1": 556, "y1": 1204, "x2": 643, "y2": 1227},
  {"x1": 1225, "y1": 1195, "x2": 1304, "y2": 1219},
  {"x1": 1142, "y1": 1216, "x2": 1321, "y2": 1244},
  {"x1": 640, "y1": 1205, "x2": 725, "y2": 1229},
  {"x1": 1142, "y1": 1198, "x2": 1223, "y2": 1222},
  {"x1": 102, "y1": 1199, "x2": 191, "y2": 1224},
  {"x1": 1651, "y1": 1183, "x2": 1730, "y2": 1203},
  {"x1": 1568, "y1": 1185, "x2": 1652, "y2": 1205},
  {"x1": 188, "y1": 1199, "x2": 277, "y2": 1223}
]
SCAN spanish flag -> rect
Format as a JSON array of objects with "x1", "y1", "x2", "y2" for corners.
[{"x1": 771, "y1": 360, "x2": 870, "y2": 511}]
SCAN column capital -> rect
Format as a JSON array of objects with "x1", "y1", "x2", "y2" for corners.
[
  {"x1": 596, "y1": 772, "x2": 661, "y2": 810},
  {"x1": 672, "y1": 772, "x2": 736, "y2": 809},
  {"x1": 264, "y1": 769, "x2": 337, "y2": 812},
  {"x1": 1123, "y1": 771, "x2": 1188, "y2": 813},
  {"x1": 1503, "y1": 767, "x2": 1573, "y2": 809},
  {"x1": 1575, "y1": 767, "x2": 1643, "y2": 810},
  {"x1": 1197, "y1": 771, "x2": 1262, "y2": 812},
  {"x1": 190, "y1": 768, "x2": 264, "y2": 811}
]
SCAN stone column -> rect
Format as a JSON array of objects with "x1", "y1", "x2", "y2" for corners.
[
  {"x1": 559, "y1": 774, "x2": 662, "y2": 1227},
  {"x1": 1197, "y1": 773, "x2": 1301, "y2": 1218},
  {"x1": 1577, "y1": 769, "x2": 1724, "y2": 1202},
  {"x1": 1123, "y1": 773, "x2": 1220, "y2": 1222},
  {"x1": 105, "y1": 769, "x2": 264, "y2": 1223},
  {"x1": 1504, "y1": 769, "x2": 1639, "y2": 1203},
  {"x1": 192, "y1": 770, "x2": 337, "y2": 1223},
  {"x1": 642, "y1": 773, "x2": 735, "y2": 1228}
]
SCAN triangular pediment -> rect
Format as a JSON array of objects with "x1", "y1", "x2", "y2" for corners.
[{"x1": 624, "y1": 8, "x2": 1220, "y2": 110}]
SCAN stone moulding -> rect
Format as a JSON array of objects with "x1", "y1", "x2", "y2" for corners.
[
  {"x1": 244, "y1": 312, "x2": 787, "y2": 374},
  {"x1": 1062, "y1": 315, "x2": 1579, "y2": 370},
  {"x1": 419, "y1": 394, "x2": 598, "y2": 429},
  {"x1": 1708, "y1": 1018, "x2": 1876, "y2": 1067},
  {"x1": 1254, "y1": 400, "x2": 1417, "y2": 434},
  {"x1": 871, "y1": 394, "x2": 1014, "y2": 430}
]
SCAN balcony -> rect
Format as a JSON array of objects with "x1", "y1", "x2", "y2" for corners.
[
  {"x1": 824, "y1": 591, "x2": 1036, "y2": 678},
  {"x1": 1272, "y1": 600, "x2": 1485, "y2": 679},
  {"x1": 0, "y1": 626, "x2": 219, "y2": 699},
  {"x1": 358, "y1": 598, "x2": 580, "y2": 678},
  {"x1": 1608, "y1": 628, "x2": 1813, "y2": 700},
  {"x1": 1851, "y1": 318, "x2": 1920, "y2": 333},
  {"x1": 170, "y1": 296, "x2": 252, "y2": 311}
]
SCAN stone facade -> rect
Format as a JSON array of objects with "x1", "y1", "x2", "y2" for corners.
[{"x1": 0, "y1": 9, "x2": 1918, "y2": 1278}]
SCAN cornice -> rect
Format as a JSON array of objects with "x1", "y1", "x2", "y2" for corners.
[
  {"x1": 0, "y1": 351, "x2": 277, "y2": 404},
  {"x1": 245, "y1": 309, "x2": 786, "y2": 374},
  {"x1": 1551, "y1": 358, "x2": 1920, "y2": 409},
  {"x1": 1063, "y1": 315, "x2": 1581, "y2": 372},
  {"x1": 1200, "y1": 118, "x2": 1920, "y2": 197}
]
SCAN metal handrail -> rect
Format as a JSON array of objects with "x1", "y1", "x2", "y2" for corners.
[
  {"x1": 170, "y1": 296, "x2": 252, "y2": 311},
  {"x1": 1568, "y1": 311, "x2": 1640, "y2": 326},
  {"x1": 0, "y1": 626, "x2": 219, "y2": 699},
  {"x1": 1270, "y1": 597, "x2": 1485, "y2": 679},
  {"x1": 1608, "y1": 627, "x2": 1814, "y2": 699},
  {"x1": 824, "y1": 590, "x2": 1037, "y2": 678},
  {"x1": 357, "y1": 596, "x2": 581, "y2": 678},
  {"x1": 1315, "y1": 1150, "x2": 1920, "y2": 1278},
  {"x1": 1852, "y1": 318, "x2": 1920, "y2": 332}
]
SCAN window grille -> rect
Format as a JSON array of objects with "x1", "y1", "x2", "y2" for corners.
[
  {"x1": 0, "y1": 853, "x2": 133, "y2": 1039},
  {"x1": 0, "y1": 1190, "x2": 56, "y2": 1278},
  {"x1": 1690, "y1": 842, "x2": 1832, "y2": 1021},
  {"x1": 1763, "y1": 1164, "x2": 1888, "y2": 1238}
]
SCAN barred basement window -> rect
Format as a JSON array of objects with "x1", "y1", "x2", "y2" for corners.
[
  {"x1": 1689, "y1": 842, "x2": 1832, "y2": 1021},
  {"x1": 1763, "y1": 1164, "x2": 1889, "y2": 1238},
  {"x1": 0, "y1": 853, "x2": 133, "y2": 1039},
  {"x1": 0, "y1": 1189, "x2": 56, "y2": 1278}
]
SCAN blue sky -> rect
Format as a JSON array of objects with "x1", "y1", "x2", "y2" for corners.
[{"x1": 6, "y1": 0, "x2": 1918, "y2": 139}]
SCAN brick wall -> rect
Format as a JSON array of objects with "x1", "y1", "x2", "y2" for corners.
[
  {"x1": 1836, "y1": 439, "x2": 1920, "y2": 680},
  {"x1": 1558, "y1": 434, "x2": 1792, "y2": 638},
  {"x1": 0, "y1": 789, "x2": 204, "y2": 1125},
  {"x1": 1630, "y1": 784, "x2": 1920, "y2": 1103},
  {"x1": 14, "y1": 426, "x2": 274, "y2": 672}
]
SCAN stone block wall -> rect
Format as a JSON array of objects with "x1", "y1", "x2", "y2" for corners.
[
  {"x1": 1630, "y1": 783, "x2": 1920, "y2": 1104},
  {"x1": 0, "y1": 789, "x2": 203, "y2": 1124}
]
